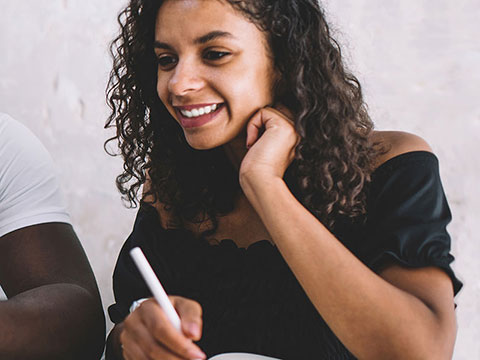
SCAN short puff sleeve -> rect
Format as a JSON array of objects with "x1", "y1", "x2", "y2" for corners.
[{"x1": 358, "y1": 151, "x2": 462, "y2": 295}]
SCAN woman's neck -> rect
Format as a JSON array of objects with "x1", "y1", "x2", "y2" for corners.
[{"x1": 222, "y1": 134, "x2": 248, "y2": 172}]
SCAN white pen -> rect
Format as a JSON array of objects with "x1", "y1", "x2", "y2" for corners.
[{"x1": 130, "y1": 247, "x2": 182, "y2": 332}]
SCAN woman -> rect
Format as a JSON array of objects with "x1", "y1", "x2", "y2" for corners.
[{"x1": 105, "y1": 1, "x2": 462, "y2": 359}]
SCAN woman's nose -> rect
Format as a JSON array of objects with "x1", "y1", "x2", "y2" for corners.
[{"x1": 167, "y1": 60, "x2": 204, "y2": 96}]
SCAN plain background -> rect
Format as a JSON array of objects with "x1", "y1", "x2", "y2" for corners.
[{"x1": 0, "y1": 0, "x2": 478, "y2": 358}]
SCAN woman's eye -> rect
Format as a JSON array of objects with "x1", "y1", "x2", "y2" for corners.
[
  {"x1": 204, "y1": 51, "x2": 230, "y2": 61},
  {"x1": 156, "y1": 55, "x2": 177, "y2": 68}
]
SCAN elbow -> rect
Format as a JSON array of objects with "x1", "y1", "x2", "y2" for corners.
[
  {"x1": 76, "y1": 286, "x2": 107, "y2": 360},
  {"x1": 429, "y1": 316, "x2": 457, "y2": 360},
  {"x1": 0, "y1": 283, "x2": 105, "y2": 360},
  {"x1": 403, "y1": 333, "x2": 456, "y2": 360},
  {"x1": 358, "y1": 315, "x2": 457, "y2": 360},
  {"x1": 59, "y1": 283, "x2": 106, "y2": 360},
  {"x1": 408, "y1": 323, "x2": 456, "y2": 360},
  {"x1": 406, "y1": 324, "x2": 456, "y2": 360},
  {"x1": 359, "y1": 339, "x2": 454, "y2": 360},
  {"x1": 424, "y1": 306, "x2": 457, "y2": 360}
]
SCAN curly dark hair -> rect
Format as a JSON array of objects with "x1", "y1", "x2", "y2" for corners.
[{"x1": 105, "y1": 0, "x2": 381, "y2": 233}]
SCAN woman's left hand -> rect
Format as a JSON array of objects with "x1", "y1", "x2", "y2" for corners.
[{"x1": 239, "y1": 105, "x2": 300, "y2": 184}]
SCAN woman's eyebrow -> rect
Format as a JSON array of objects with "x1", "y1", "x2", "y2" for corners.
[
  {"x1": 154, "y1": 30, "x2": 236, "y2": 50},
  {"x1": 194, "y1": 30, "x2": 235, "y2": 44}
]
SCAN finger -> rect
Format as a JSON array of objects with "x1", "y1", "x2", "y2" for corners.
[
  {"x1": 123, "y1": 351, "x2": 134, "y2": 360},
  {"x1": 268, "y1": 105, "x2": 300, "y2": 145},
  {"x1": 122, "y1": 318, "x2": 159, "y2": 360},
  {"x1": 124, "y1": 325, "x2": 185, "y2": 360},
  {"x1": 121, "y1": 319, "x2": 149, "y2": 360},
  {"x1": 272, "y1": 103, "x2": 293, "y2": 117},
  {"x1": 121, "y1": 335, "x2": 149, "y2": 360},
  {"x1": 171, "y1": 296, "x2": 203, "y2": 341},
  {"x1": 146, "y1": 343, "x2": 189, "y2": 360},
  {"x1": 245, "y1": 109, "x2": 267, "y2": 149},
  {"x1": 124, "y1": 306, "x2": 206, "y2": 360},
  {"x1": 269, "y1": 104, "x2": 295, "y2": 125},
  {"x1": 140, "y1": 300, "x2": 207, "y2": 359}
]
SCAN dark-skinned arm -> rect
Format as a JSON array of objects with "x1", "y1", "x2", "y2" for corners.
[{"x1": 0, "y1": 222, "x2": 106, "y2": 360}]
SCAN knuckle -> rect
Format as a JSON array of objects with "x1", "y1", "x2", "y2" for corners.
[
  {"x1": 142, "y1": 298, "x2": 156, "y2": 309},
  {"x1": 124, "y1": 316, "x2": 135, "y2": 330},
  {"x1": 124, "y1": 313, "x2": 143, "y2": 332},
  {"x1": 190, "y1": 299, "x2": 202, "y2": 315}
]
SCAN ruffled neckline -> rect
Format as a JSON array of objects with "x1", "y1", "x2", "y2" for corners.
[
  {"x1": 207, "y1": 238, "x2": 277, "y2": 252},
  {"x1": 144, "y1": 204, "x2": 278, "y2": 255},
  {"x1": 173, "y1": 228, "x2": 279, "y2": 258}
]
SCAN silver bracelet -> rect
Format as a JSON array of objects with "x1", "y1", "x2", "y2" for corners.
[{"x1": 129, "y1": 297, "x2": 148, "y2": 313}]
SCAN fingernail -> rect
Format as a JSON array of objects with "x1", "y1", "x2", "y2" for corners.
[
  {"x1": 189, "y1": 323, "x2": 201, "y2": 338},
  {"x1": 188, "y1": 348, "x2": 206, "y2": 359}
]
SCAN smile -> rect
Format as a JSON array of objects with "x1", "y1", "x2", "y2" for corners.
[
  {"x1": 179, "y1": 104, "x2": 218, "y2": 118},
  {"x1": 175, "y1": 103, "x2": 224, "y2": 129}
]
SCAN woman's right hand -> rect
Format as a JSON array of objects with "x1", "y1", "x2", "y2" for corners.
[{"x1": 120, "y1": 296, "x2": 207, "y2": 360}]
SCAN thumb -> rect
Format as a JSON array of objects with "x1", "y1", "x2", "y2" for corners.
[
  {"x1": 170, "y1": 296, "x2": 203, "y2": 341},
  {"x1": 245, "y1": 109, "x2": 265, "y2": 149}
]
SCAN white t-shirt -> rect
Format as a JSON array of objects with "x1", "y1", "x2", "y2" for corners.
[{"x1": 0, "y1": 113, "x2": 70, "y2": 238}]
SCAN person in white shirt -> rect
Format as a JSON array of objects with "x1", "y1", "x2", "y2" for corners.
[{"x1": 0, "y1": 113, "x2": 105, "y2": 360}]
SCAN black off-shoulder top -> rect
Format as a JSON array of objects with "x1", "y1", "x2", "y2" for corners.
[{"x1": 108, "y1": 151, "x2": 462, "y2": 359}]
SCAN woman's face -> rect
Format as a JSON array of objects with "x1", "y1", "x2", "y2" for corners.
[{"x1": 154, "y1": 0, "x2": 277, "y2": 150}]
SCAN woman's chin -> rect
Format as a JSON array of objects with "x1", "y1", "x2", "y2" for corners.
[{"x1": 184, "y1": 135, "x2": 223, "y2": 151}]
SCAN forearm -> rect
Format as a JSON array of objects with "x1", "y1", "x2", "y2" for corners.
[
  {"x1": 0, "y1": 283, "x2": 105, "y2": 360},
  {"x1": 241, "y1": 176, "x2": 451, "y2": 359}
]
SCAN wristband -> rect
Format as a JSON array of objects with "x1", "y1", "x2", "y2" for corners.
[{"x1": 129, "y1": 297, "x2": 148, "y2": 313}]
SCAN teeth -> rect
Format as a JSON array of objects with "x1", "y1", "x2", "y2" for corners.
[{"x1": 180, "y1": 104, "x2": 219, "y2": 118}]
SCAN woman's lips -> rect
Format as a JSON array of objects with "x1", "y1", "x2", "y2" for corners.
[{"x1": 176, "y1": 104, "x2": 224, "y2": 129}]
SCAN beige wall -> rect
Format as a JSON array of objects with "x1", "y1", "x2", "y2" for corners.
[{"x1": 0, "y1": 1, "x2": 478, "y2": 358}]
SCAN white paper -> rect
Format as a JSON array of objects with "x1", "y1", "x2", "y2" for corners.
[{"x1": 209, "y1": 353, "x2": 281, "y2": 360}]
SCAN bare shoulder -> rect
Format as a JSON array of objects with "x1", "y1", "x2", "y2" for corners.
[{"x1": 370, "y1": 130, "x2": 433, "y2": 169}]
